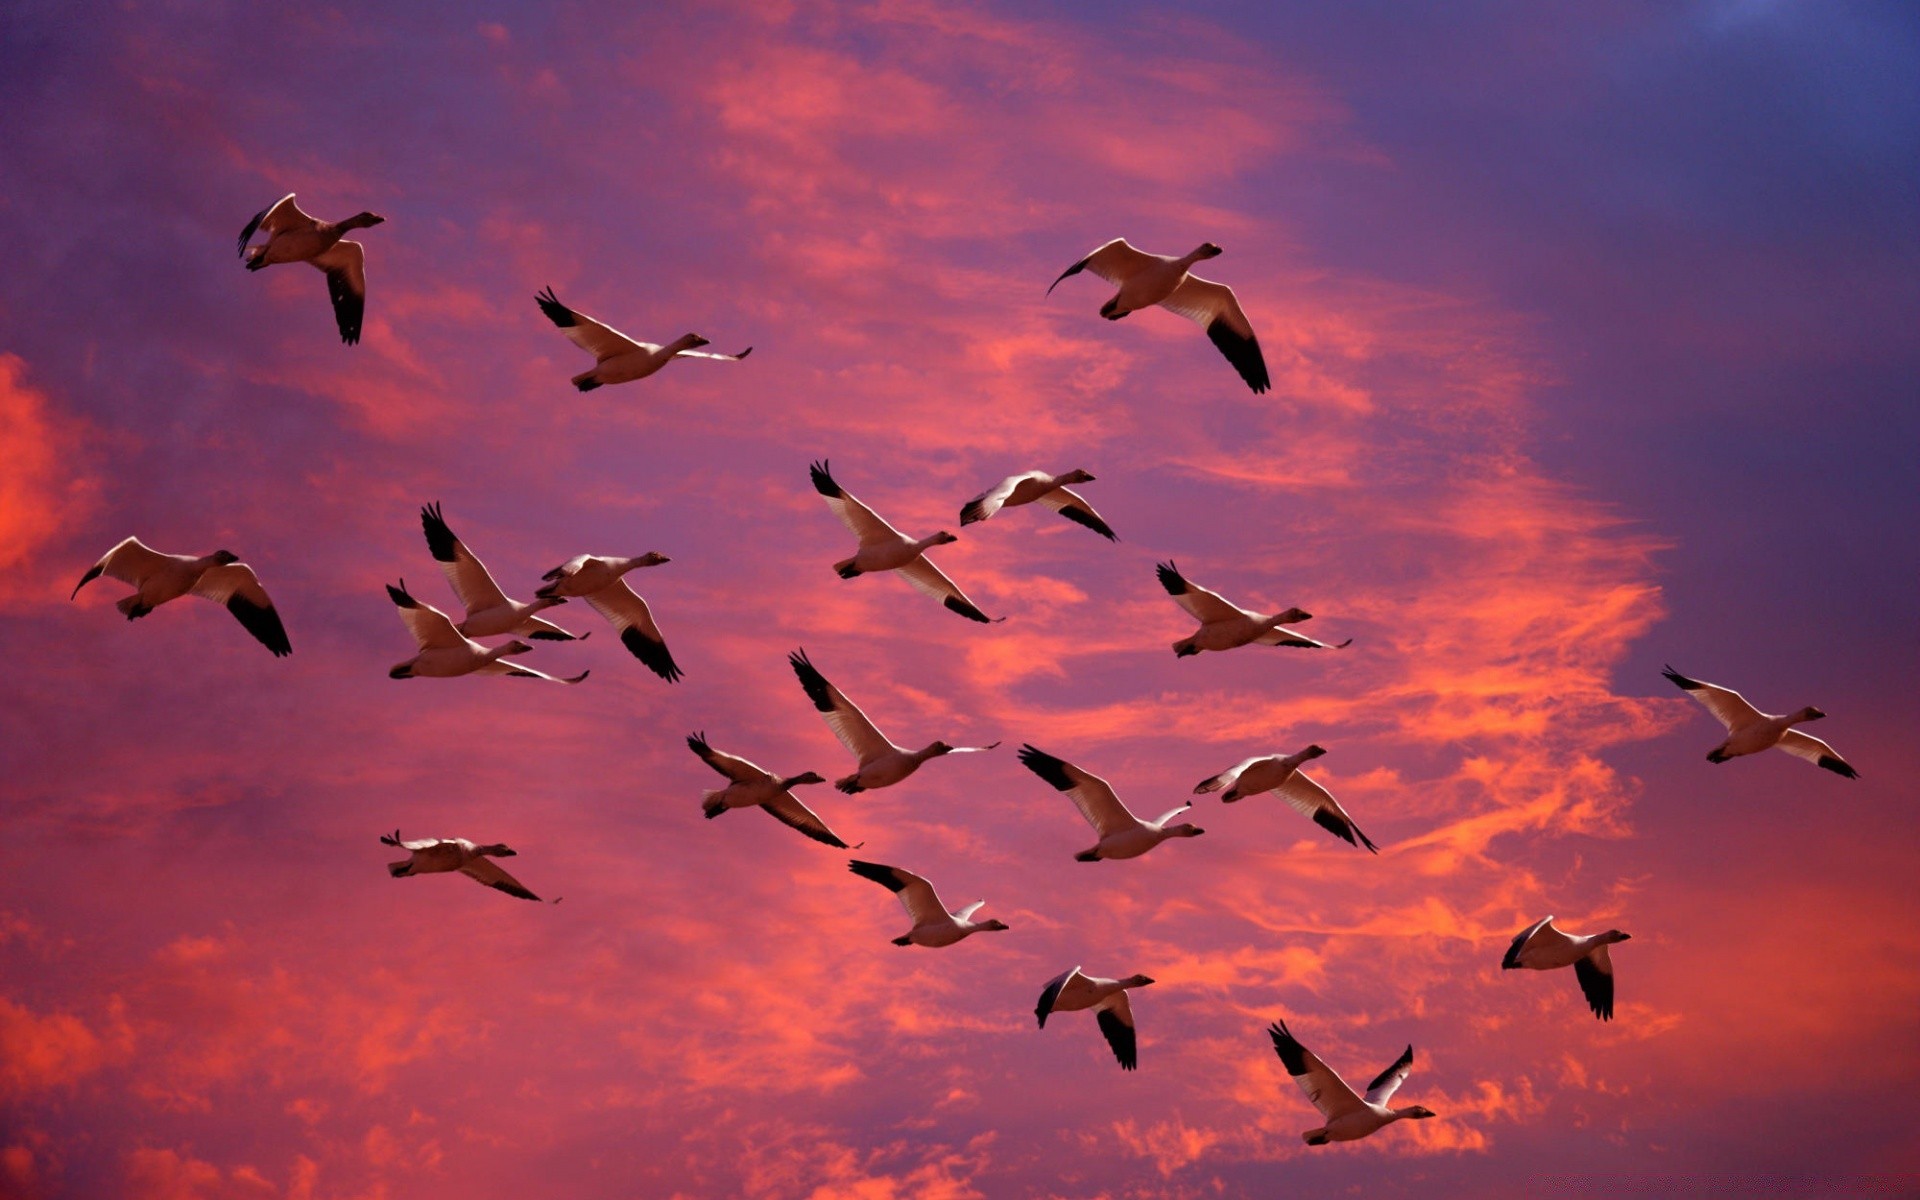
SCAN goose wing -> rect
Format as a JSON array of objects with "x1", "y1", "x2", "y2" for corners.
[
  {"x1": 1017, "y1": 745, "x2": 1137, "y2": 839},
  {"x1": 534, "y1": 287, "x2": 647, "y2": 361},
  {"x1": 1662, "y1": 665, "x2": 1764, "y2": 731},
  {"x1": 959, "y1": 473, "x2": 1031, "y2": 525},
  {"x1": 1047, "y1": 238, "x2": 1158, "y2": 294},
  {"x1": 809, "y1": 460, "x2": 904, "y2": 545},
  {"x1": 1276, "y1": 771, "x2": 1378, "y2": 852},
  {"x1": 787, "y1": 650, "x2": 894, "y2": 762},
  {"x1": 1501, "y1": 915, "x2": 1556, "y2": 970},
  {"x1": 1362, "y1": 1044, "x2": 1415, "y2": 1107},
  {"x1": 1035, "y1": 966, "x2": 1086, "y2": 1027},
  {"x1": 583, "y1": 579, "x2": 682, "y2": 682},
  {"x1": 310, "y1": 239, "x2": 368, "y2": 344},
  {"x1": 386, "y1": 581, "x2": 466, "y2": 650},
  {"x1": 847, "y1": 860, "x2": 948, "y2": 927},
  {"x1": 1193, "y1": 756, "x2": 1263, "y2": 797},
  {"x1": 459, "y1": 857, "x2": 541, "y2": 901},
  {"x1": 1574, "y1": 944, "x2": 1616, "y2": 1021},
  {"x1": 476, "y1": 660, "x2": 590, "y2": 684},
  {"x1": 1095, "y1": 991, "x2": 1140, "y2": 1071},
  {"x1": 237, "y1": 194, "x2": 311, "y2": 254},
  {"x1": 1155, "y1": 560, "x2": 1248, "y2": 624},
  {"x1": 1776, "y1": 729, "x2": 1859, "y2": 778},
  {"x1": 673, "y1": 345, "x2": 753, "y2": 361},
  {"x1": 1268, "y1": 1021, "x2": 1366, "y2": 1122},
  {"x1": 192, "y1": 563, "x2": 292, "y2": 657},
  {"x1": 73, "y1": 536, "x2": 172, "y2": 597},
  {"x1": 760, "y1": 791, "x2": 852, "y2": 849},
  {"x1": 1255, "y1": 625, "x2": 1351, "y2": 650},
  {"x1": 1160, "y1": 275, "x2": 1269, "y2": 393},
  {"x1": 897, "y1": 556, "x2": 1001, "y2": 624},
  {"x1": 418, "y1": 503, "x2": 510, "y2": 617},
  {"x1": 1036, "y1": 486, "x2": 1117, "y2": 541},
  {"x1": 685, "y1": 732, "x2": 769, "y2": 784}
]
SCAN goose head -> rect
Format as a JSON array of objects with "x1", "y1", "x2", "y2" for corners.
[
  {"x1": 212, "y1": 550, "x2": 241, "y2": 566},
  {"x1": 976, "y1": 918, "x2": 1011, "y2": 932},
  {"x1": 529, "y1": 594, "x2": 568, "y2": 613},
  {"x1": 1193, "y1": 242, "x2": 1224, "y2": 260},
  {"x1": 388, "y1": 661, "x2": 415, "y2": 679},
  {"x1": 929, "y1": 531, "x2": 960, "y2": 546},
  {"x1": 781, "y1": 771, "x2": 827, "y2": 789},
  {"x1": 1060, "y1": 468, "x2": 1096, "y2": 485},
  {"x1": 927, "y1": 741, "x2": 957, "y2": 757},
  {"x1": 347, "y1": 211, "x2": 387, "y2": 229},
  {"x1": 1601, "y1": 930, "x2": 1632, "y2": 944},
  {"x1": 1301, "y1": 744, "x2": 1328, "y2": 759},
  {"x1": 1167, "y1": 822, "x2": 1205, "y2": 838},
  {"x1": 676, "y1": 333, "x2": 711, "y2": 351},
  {"x1": 1793, "y1": 706, "x2": 1827, "y2": 722},
  {"x1": 630, "y1": 552, "x2": 672, "y2": 569},
  {"x1": 477, "y1": 843, "x2": 517, "y2": 857},
  {"x1": 1397, "y1": 1105, "x2": 1438, "y2": 1120},
  {"x1": 1272, "y1": 607, "x2": 1313, "y2": 625},
  {"x1": 1123, "y1": 974, "x2": 1156, "y2": 988}
]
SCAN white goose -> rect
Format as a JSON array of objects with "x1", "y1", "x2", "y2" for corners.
[
  {"x1": 1662, "y1": 665, "x2": 1857, "y2": 777},
  {"x1": 1156, "y1": 560, "x2": 1348, "y2": 656},
  {"x1": 535, "y1": 287, "x2": 750, "y2": 392},
  {"x1": 1035, "y1": 967, "x2": 1154, "y2": 1071},
  {"x1": 788, "y1": 649, "x2": 998, "y2": 794},
  {"x1": 811, "y1": 460, "x2": 1001, "y2": 624},
  {"x1": 1194, "y1": 746, "x2": 1378, "y2": 853},
  {"x1": 237, "y1": 194, "x2": 385, "y2": 344},
  {"x1": 534, "y1": 553, "x2": 670, "y2": 599},
  {"x1": 386, "y1": 581, "x2": 586, "y2": 683},
  {"x1": 72, "y1": 537, "x2": 291, "y2": 656},
  {"x1": 380, "y1": 831, "x2": 540, "y2": 901},
  {"x1": 846, "y1": 860, "x2": 1009, "y2": 947},
  {"x1": 1502, "y1": 916, "x2": 1631, "y2": 1021},
  {"x1": 959, "y1": 469, "x2": 1116, "y2": 541},
  {"x1": 419, "y1": 504, "x2": 585, "y2": 642},
  {"x1": 1016, "y1": 745, "x2": 1204, "y2": 861},
  {"x1": 1268, "y1": 1020, "x2": 1437, "y2": 1144},
  {"x1": 1047, "y1": 238, "x2": 1269, "y2": 393},
  {"x1": 687, "y1": 732, "x2": 852, "y2": 849}
]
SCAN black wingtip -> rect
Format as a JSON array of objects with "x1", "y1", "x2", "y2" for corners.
[
  {"x1": 1662, "y1": 664, "x2": 1702, "y2": 691},
  {"x1": 1046, "y1": 256, "x2": 1089, "y2": 296},
  {"x1": 1016, "y1": 744, "x2": 1074, "y2": 792},
  {"x1": 1267, "y1": 1020, "x2": 1309, "y2": 1075},
  {"x1": 944, "y1": 595, "x2": 997, "y2": 624},
  {"x1": 959, "y1": 500, "x2": 986, "y2": 525},
  {"x1": 620, "y1": 626, "x2": 683, "y2": 683},
  {"x1": 71, "y1": 564, "x2": 103, "y2": 600},
  {"x1": 535, "y1": 286, "x2": 576, "y2": 328},
  {"x1": 809, "y1": 459, "x2": 840, "y2": 498},
  {"x1": 386, "y1": 581, "x2": 417, "y2": 607},
  {"x1": 1155, "y1": 560, "x2": 1186, "y2": 596},
  {"x1": 419, "y1": 501, "x2": 459, "y2": 563},
  {"x1": 788, "y1": 648, "x2": 836, "y2": 713},
  {"x1": 1818, "y1": 756, "x2": 1860, "y2": 779}
]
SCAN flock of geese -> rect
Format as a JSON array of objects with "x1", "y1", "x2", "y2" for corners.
[{"x1": 63, "y1": 194, "x2": 1863, "y2": 1150}]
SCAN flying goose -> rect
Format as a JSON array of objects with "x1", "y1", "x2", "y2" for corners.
[
  {"x1": 386, "y1": 581, "x2": 586, "y2": 683},
  {"x1": 380, "y1": 831, "x2": 540, "y2": 901},
  {"x1": 959, "y1": 469, "x2": 1116, "y2": 541},
  {"x1": 534, "y1": 553, "x2": 670, "y2": 599},
  {"x1": 687, "y1": 732, "x2": 853, "y2": 849},
  {"x1": 1035, "y1": 967, "x2": 1154, "y2": 1070},
  {"x1": 1017, "y1": 745, "x2": 1203, "y2": 861},
  {"x1": 1156, "y1": 561, "x2": 1348, "y2": 656},
  {"x1": 535, "y1": 287, "x2": 750, "y2": 392},
  {"x1": 810, "y1": 460, "x2": 1001, "y2": 624},
  {"x1": 1662, "y1": 665, "x2": 1857, "y2": 777},
  {"x1": 419, "y1": 504, "x2": 585, "y2": 642},
  {"x1": 72, "y1": 537, "x2": 291, "y2": 656},
  {"x1": 846, "y1": 860, "x2": 1009, "y2": 947},
  {"x1": 1194, "y1": 746, "x2": 1378, "y2": 852},
  {"x1": 1268, "y1": 1020, "x2": 1436, "y2": 1144},
  {"x1": 1502, "y1": 916, "x2": 1631, "y2": 1021},
  {"x1": 788, "y1": 649, "x2": 998, "y2": 793},
  {"x1": 1047, "y1": 239, "x2": 1269, "y2": 393},
  {"x1": 237, "y1": 194, "x2": 385, "y2": 344}
]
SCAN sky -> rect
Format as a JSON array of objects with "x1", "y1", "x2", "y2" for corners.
[{"x1": 1, "y1": 1, "x2": 1917, "y2": 1197}]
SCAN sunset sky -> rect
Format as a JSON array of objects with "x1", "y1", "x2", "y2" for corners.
[{"x1": 3, "y1": 2, "x2": 1917, "y2": 1197}]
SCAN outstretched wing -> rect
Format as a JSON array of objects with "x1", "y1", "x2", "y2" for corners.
[
  {"x1": 788, "y1": 649, "x2": 893, "y2": 762},
  {"x1": 583, "y1": 579, "x2": 682, "y2": 682},
  {"x1": 192, "y1": 563, "x2": 292, "y2": 657},
  {"x1": 237, "y1": 194, "x2": 310, "y2": 255},
  {"x1": 1276, "y1": 771, "x2": 1378, "y2": 852},
  {"x1": 1662, "y1": 665, "x2": 1764, "y2": 732},
  {"x1": 1776, "y1": 729, "x2": 1859, "y2": 778},
  {"x1": 674, "y1": 345, "x2": 753, "y2": 362},
  {"x1": 959, "y1": 473, "x2": 1029, "y2": 525},
  {"x1": 1047, "y1": 238, "x2": 1158, "y2": 294},
  {"x1": 311, "y1": 239, "x2": 368, "y2": 344},
  {"x1": 1037, "y1": 486, "x2": 1117, "y2": 541},
  {"x1": 1155, "y1": 560, "x2": 1247, "y2": 624},
  {"x1": 386, "y1": 581, "x2": 465, "y2": 650},
  {"x1": 1362, "y1": 1044, "x2": 1415, "y2": 1107},
  {"x1": 686, "y1": 733, "x2": 769, "y2": 784},
  {"x1": 1193, "y1": 756, "x2": 1261, "y2": 797},
  {"x1": 459, "y1": 857, "x2": 541, "y2": 902},
  {"x1": 73, "y1": 537, "x2": 172, "y2": 596},
  {"x1": 535, "y1": 287, "x2": 647, "y2": 361},
  {"x1": 1095, "y1": 992, "x2": 1139, "y2": 1071},
  {"x1": 1017, "y1": 745, "x2": 1136, "y2": 839},
  {"x1": 847, "y1": 860, "x2": 947, "y2": 927},
  {"x1": 1574, "y1": 946, "x2": 1616, "y2": 1021},
  {"x1": 1160, "y1": 275, "x2": 1269, "y2": 393},
  {"x1": 1255, "y1": 625, "x2": 1350, "y2": 650},
  {"x1": 761, "y1": 792, "x2": 852, "y2": 849},
  {"x1": 1267, "y1": 1021, "x2": 1366, "y2": 1122},
  {"x1": 419, "y1": 503, "x2": 511, "y2": 617},
  {"x1": 897, "y1": 556, "x2": 1000, "y2": 624},
  {"x1": 1502, "y1": 915, "x2": 1554, "y2": 970},
  {"x1": 476, "y1": 660, "x2": 589, "y2": 684},
  {"x1": 1034, "y1": 966, "x2": 1083, "y2": 1027},
  {"x1": 809, "y1": 460, "x2": 903, "y2": 546}
]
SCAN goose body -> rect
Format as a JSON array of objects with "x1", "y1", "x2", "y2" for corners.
[
  {"x1": 1156, "y1": 560, "x2": 1347, "y2": 656},
  {"x1": 1034, "y1": 967, "x2": 1154, "y2": 1070},
  {"x1": 959, "y1": 469, "x2": 1116, "y2": 541},
  {"x1": 788, "y1": 649, "x2": 997, "y2": 793},
  {"x1": 386, "y1": 581, "x2": 585, "y2": 683},
  {"x1": 811, "y1": 460, "x2": 1000, "y2": 623},
  {"x1": 1502, "y1": 916, "x2": 1631, "y2": 1021},
  {"x1": 237, "y1": 194, "x2": 385, "y2": 343},
  {"x1": 419, "y1": 504, "x2": 584, "y2": 642},
  {"x1": 380, "y1": 831, "x2": 540, "y2": 901},
  {"x1": 1047, "y1": 238, "x2": 1269, "y2": 393},
  {"x1": 1662, "y1": 665, "x2": 1857, "y2": 777},
  {"x1": 1017, "y1": 745, "x2": 1203, "y2": 861},
  {"x1": 846, "y1": 860, "x2": 1008, "y2": 947},
  {"x1": 534, "y1": 553, "x2": 670, "y2": 599},
  {"x1": 1268, "y1": 1020, "x2": 1436, "y2": 1144},
  {"x1": 687, "y1": 733, "x2": 851, "y2": 848},
  {"x1": 535, "y1": 287, "x2": 749, "y2": 391},
  {"x1": 72, "y1": 537, "x2": 291, "y2": 656},
  {"x1": 1194, "y1": 745, "x2": 1377, "y2": 852}
]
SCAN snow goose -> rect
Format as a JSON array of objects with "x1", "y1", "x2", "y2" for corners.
[
  {"x1": 1502, "y1": 916, "x2": 1631, "y2": 1021},
  {"x1": 1047, "y1": 239, "x2": 1269, "y2": 393},
  {"x1": 576, "y1": 580, "x2": 682, "y2": 682},
  {"x1": 1662, "y1": 665, "x2": 1857, "y2": 777},
  {"x1": 959, "y1": 469, "x2": 1116, "y2": 541},
  {"x1": 386, "y1": 581, "x2": 586, "y2": 683},
  {"x1": 846, "y1": 860, "x2": 1009, "y2": 947},
  {"x1": 1268, "y1": 1020, "x2": 1436, "y2": 1144},
  {"x1": 535, "y1": 286, "x2": 750, "y2": 391},
  {"x1": 1016, "y1": 745, "x2": 1203, "y2": 861},
  {"x1": 1194, "y1": 745, "x2": 1377, "y2": 852},
  {"x1": 419, "y1": 504, "x2": 585, "y2": 642},
  {"x1": 379, "y1": 831, "x2": 540, "y2": 901},
  {"x1": 1035, "y1": 967, "x2": 1154, "y2": 1070},
  {"x1": 237, "y1": 194, "x2": 385, "y2": 344},
  {"x1": 1156, "y1": 561, "x2": 1348, "y2": 656},
  {"x1": 788, "y1": 649, "x2": 998, "y2": 793},
  {"x1": 72, "y1": 537, "x2": 291, "y2": 656},
  {"x1": 687, "y1": 732, "x2": 853, "y2": 849},
  {"x1": 534, "y1": 552, "x2": 670, "y2": 599},
  {"x1": 811, "y1": 460, "x2": 1001, "y2": 624}
]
